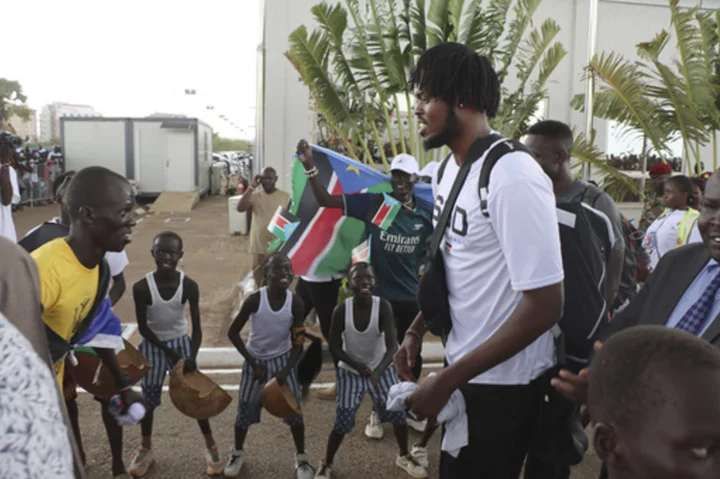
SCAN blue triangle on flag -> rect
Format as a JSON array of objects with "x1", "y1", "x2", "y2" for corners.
[
  {"x1": 283, "y1": 221, "x2": 300, "y2": 239},
  {"x1": 383, "y1": 193, "x2": 400, "y2": 207},
  {"x1": 324, "y1": 149, "x2": 389, "y2": 194}
]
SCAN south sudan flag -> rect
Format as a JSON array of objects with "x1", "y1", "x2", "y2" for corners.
[{"x1": 270, "y1": 144, "x2": 432, "y2": 278}]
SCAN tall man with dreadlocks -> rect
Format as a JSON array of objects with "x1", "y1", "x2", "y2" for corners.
[{"x1": 394, "y1": 43, "x2": 564, "y2": 478}]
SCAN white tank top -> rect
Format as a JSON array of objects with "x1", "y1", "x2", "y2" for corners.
[
  {"x1": 145, "y1": 272, "x2": 188, "y2": 342},
  {"x1": 246, "y1": 287, "x2": 293, "y2": 360},
  {"x1": 339, "y1": 296, "x2": 386, "y2": 372}
]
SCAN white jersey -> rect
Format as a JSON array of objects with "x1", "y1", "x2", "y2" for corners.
[
  {"x1": 338, "y1": 296, "x2": 386, "y2": 372},
  {"x1": 432, "y1": 139, "x2": 564, "y2": 385}
]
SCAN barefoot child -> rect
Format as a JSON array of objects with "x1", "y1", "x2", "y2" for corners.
[
  {"x1": 128, "y1": 232, "x2": 223, "y2": 477},
  {"x1": 224, "y1": 252, "x2": 315, "y2": 479},
  {"x1": 315, "y1": 263, "x2": 427, "y2": 478}
]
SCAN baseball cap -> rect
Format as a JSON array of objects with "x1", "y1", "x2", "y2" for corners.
[{"x1": 390, "y1": 153, "x2": 419, "y2": 175}]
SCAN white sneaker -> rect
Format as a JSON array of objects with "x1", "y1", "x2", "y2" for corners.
[
  {"x1": 406, "y1": 411, "x2": 427, "y2": 433},
  {"x1": 128, "y1": 447, "x2": 154, "y2": 477},
  {"x1": 223, "y1": 449, "x2": 245, "y2": 478},
  {"x1": 295, "y1": 453, "x2": 315, "y2": 479},
  {"x1": 396, "y1": 454, "x2": 428, "y2": 478},
  {"x1": 410, "y1": 445, "x2": 429, "y2": 468},
  {"x1": 364, "y1": 411, "x2": 384, "y2": 439},
  {"x1": 314, "y1": 461, "x2": 332, "y2": 478}
]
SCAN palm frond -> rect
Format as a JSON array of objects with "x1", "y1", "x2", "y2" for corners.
[
  {"x1": 516, "y1": 19, "x2": 563, "y2": 87},
  {"x1": 456, "y1": 0, "x2": 483, "y2": 48},
  {"x1": 570, "y1": 132, "x2": 641, "y2": 201},
  {"x1": 409, "y1": 0, "x2": 427, "y2": 56},
  {"x1": 574, "y1": 52, "x2": 669, "y2": 156},
  {"x1": 496, "y1": 0, "x2": 543, "y2": 82},
  {"x1": 669, "y1": 0, "x2": 716, "y2": 113},
  {"x1": 477, "y1": 0, "x2": 512, "y2": 59},
  {"x1": 426, "y1": 0, "x2": 452, "y2": 47}
]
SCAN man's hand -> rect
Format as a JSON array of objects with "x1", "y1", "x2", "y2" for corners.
[
  {"x1": 296, "y1": 139, "x2": 312, "y2": 164},
  {"x1": 251, "y1": 175, "x2": 262, "y2": 189},
  {"x1": 275, "y1": 369, "x2": 289, "y2": 386},
  {"x1": 394, "y1": 334, "x2": 420, "y2": 382},
  {"x1": 167, "y1": 348, "x2": 183, "y2": 365},
  {"x1": 359, "y1": 365, "x2": 372, "y2": 378},
  {"x1": 252, "y1": 362, "x2": 267, "y2": 383},
  {"x1": 183, "y1": 357, "x2": 197, "y2": 373},
  {"x1": 407, "y1": 371, "x2": 453, "y2": 420},
  {"x1": 119, "y1": 388, "x2": 144, "y2": 412},
  {"x1": 550, "y1": 341, "x2": 602, "y2": 404}
]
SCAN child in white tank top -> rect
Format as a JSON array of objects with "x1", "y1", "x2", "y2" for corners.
[
  {"x1": 128, "y1": 232, "x2": 224, "y2": 477},
  {"x1": 315, "y1": 263, "x2": 427, "y2": 479},
  {"x1": 225, "y1": 253, "x2": 314, "y2": 479}
]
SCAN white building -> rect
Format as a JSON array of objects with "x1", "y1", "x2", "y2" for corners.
[
  {"x1": 40, "y1": 102, "x2": 99, "y2": 141},
  {"x1": 258, "y1": 0, "x2": 720, "y2": 191}
]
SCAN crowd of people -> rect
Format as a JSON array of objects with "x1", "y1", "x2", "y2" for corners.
[{"x1": 3, "y1": 41, "x2": 720, "y2": 479}]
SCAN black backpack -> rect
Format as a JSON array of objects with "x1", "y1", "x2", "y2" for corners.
[{"x1": 437, "y1": 140, "x2": 611, "y2": 368}]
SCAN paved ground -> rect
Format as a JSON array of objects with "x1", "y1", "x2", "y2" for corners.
[
  {"x1": 73, "y1": 366, "x2": 602, "y2": 479},
  {"x1": 13, "y1": 198, "x2": 602, "y2": 478}
]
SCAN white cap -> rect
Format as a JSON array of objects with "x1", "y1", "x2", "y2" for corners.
[
  {"x1": 419, "y1": 161, "x2": 439, "y2": 178},
  {"x1": 390, "y1": 153, "x2": 419, "y2": 176}
]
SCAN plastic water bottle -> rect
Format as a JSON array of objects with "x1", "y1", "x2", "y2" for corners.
[{"x1": 108, "y1": 394, "x2": 146, "y2": 426}]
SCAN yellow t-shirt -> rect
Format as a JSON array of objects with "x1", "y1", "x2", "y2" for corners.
[{"x1": 31, "y1": 238, "x2": 99, "y2": 383}]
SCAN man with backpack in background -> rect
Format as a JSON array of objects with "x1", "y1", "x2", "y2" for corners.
[{"x1": 523, "y1": 120, "x2": 623, "y2": 478}]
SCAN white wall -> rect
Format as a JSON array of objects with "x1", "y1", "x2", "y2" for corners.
[
  {"x1": 261, "y1": 0, "x2": 718, "y2": 178},
  {"x1": 63, "y1": 120, "x2": 126, "y2": 175},
  {"x1": 259, "y1": 0, "x2": 316, "y2": 191}
]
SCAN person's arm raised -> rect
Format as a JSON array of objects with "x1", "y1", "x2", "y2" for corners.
[{"x1": 296, "y1": 139, "x2": 343, "y2": 209}]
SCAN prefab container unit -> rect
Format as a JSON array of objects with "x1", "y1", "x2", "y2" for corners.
[{"x1": 61, "y1": 117, "x2": 213, "y2": 197}]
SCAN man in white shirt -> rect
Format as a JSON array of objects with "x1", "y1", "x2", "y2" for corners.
[
  {"x1": 395, "y1": 43, "x2": 564, "y2": 478},
  {"x1": 0, "y1": 132, "x2": 21, "y2": 241}
]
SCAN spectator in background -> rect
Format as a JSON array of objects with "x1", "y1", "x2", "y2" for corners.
[
  {"x1": 642, "y1": 175, "x2": 701, "y2": 272},
  {"x1": 236, "y1": 167, "x2": 290, "y2": 289},
  {"x1": 0, "y1": 132, "x2": 21, "y2": 241},
  {"x1": 691, "y1": 175, "x2": 708, "y2": 209},
  {"x1": 640, "y1": 163, "x2": 673, "y2": 231}
]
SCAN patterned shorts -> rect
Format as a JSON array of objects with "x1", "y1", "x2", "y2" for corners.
[
  {"x1": 332, "y1": 366, "x2": 406, "y2": 435},
  {"x1": 138, "y1": 335, "x2": 192, "y2": 410},
  {"x1": 235, "y1": 351, "x2": 303, "y2": 428}
]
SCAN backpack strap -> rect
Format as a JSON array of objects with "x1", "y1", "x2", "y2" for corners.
[
  {"x1": 478, "y1": 139, "x2": 532, "y2": 218},
  {"x1": 436, "y1": 153, "x2": 453, "y2": 184},
  {"x1": 430, "y1": 134, "x2": 504, "y2": 254}
]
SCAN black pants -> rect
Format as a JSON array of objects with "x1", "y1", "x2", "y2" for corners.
[
  {"x1": 389, "y1": 299, "x2": 422, "y2": 380},
  {"x1": 296, "y1": 277, "x2": 341, "y2": 366},
  {"x1": 440, "y1": 377, "x2": 544, "y2": 479}
]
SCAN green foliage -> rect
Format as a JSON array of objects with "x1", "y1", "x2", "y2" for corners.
[
  {"x1": 287, "y1": 0, "x2": 567, "y2": 168},
  {"x1": 572, "y1": 0, "x2": 720, "y2": 173},
  {"x1": 0, "y1": 79, "x2": 32, "y2": 131},
  {"x1": 213, "y1": 134, "x2": 252, "y2": 152}
]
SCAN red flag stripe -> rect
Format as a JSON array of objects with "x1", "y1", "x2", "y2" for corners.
[
  {"x1": 287, "y1": 175, "x2": 344, "y2": 271},
  {"x1": 371, "y1": 201, "x2": 392, "y2": 226}
]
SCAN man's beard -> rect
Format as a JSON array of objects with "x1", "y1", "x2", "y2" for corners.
[{"x1": 422, "y1": 108, "x2": 461, "y2": 151}]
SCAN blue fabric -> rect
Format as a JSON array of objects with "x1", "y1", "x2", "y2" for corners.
[
  {"x1": 669, "y1": 260, "x2": 720, "y2": 336},
  {"x1": 343, "y1": 193, "x2": 433, "y2": 301},
  {"x1": 311, "y1": 143, "x2": 433, "y2": 204},
  {"x1": 76, "y1": 297, "x2": 123, "y2": 348}
]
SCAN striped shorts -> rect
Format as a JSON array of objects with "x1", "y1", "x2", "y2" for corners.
[
  {"x1": 235, "y1": 351, "x2": 303, "y2": 428},
  {"x1": 333, "y1": 366, "x2": 406, "y2": 434},
  {"x1": 138, "y1": 334, "x2": 192, "y2": 410}
]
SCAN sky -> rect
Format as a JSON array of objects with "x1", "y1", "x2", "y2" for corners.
[{"x1": 5, "y1": 0, "x2": 260, "y2": 140}]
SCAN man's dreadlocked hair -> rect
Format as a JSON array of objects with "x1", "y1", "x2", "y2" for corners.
[{"x1": 409, "y1": 42, "x2": 501, "y2": 118}]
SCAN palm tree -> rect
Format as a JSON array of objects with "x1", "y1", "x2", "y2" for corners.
[
  {"x1": 287, "y1": 0, "x2": 567, "y2": 168},
  {"x1": 571, "y1": 0, "x2": 720, "y2": 175},
  {"x1": 0, "y1": 79, "x2": 32, "y2": 133}
]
